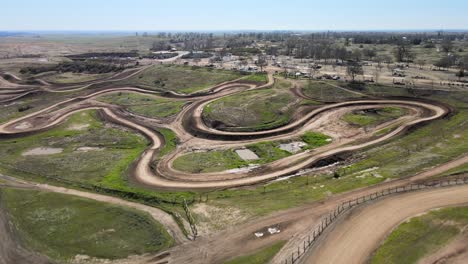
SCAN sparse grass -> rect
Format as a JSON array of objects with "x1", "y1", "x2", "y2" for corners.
[
  {"x1": 0, "y1": 110, "x2": 147, "y2": 184},
  {"x1": 246, "y1": 141, "x2": 291, "y2": 164},
  {"x1": 371, "y1": 206, "x2": 468, "y2": 264},
  {"x1": 97, "y1": 92, "x2": 185, "y2": 118},
  {"x1": 0, "y1": 91, "x2": 80, "y2": 123},
  {"x1": 0, "y1": 110, "x2": 194, "y2": 226},
  {"x1": 0, "y1": 187, "x2": 174, "y2": 262},
  {"x1": 173, "y1": 131, "x2": 331, "y2": 173},
  {"x1": 241, "y1": 73, "x2": 269, "y2": 83},
  {"x1": 43, "y1": 72, "x2": 111, "y2": 84},
  {"x1": 224, "y1": 240, "x2": 286, "y2": 264},
  {"x1": 342, "y1": 107, "x2": 406, "y2": 127},
  {"x1": 155, "y1": 128, "x2": 178, "y2": 159},
  {"x1": 203, "y1": 79, "x2": 299, "y2": 132},
  {"x1": 173, "y1": 150, "x2": 249, "y2": 173},
  {"x1": 210, "y1": 170, "x2": 383, "y2": 216},
  {"x1": 302, "y1": 80, "x2": 364, "y2": 101},
  {"x1": 342, "y1": 107, "x2": 468, "y2": 180},
  {"x1": 301, "y1": 131, "x2": 331, "y2": 149},
  {"x1": 125, "y1": 64, "x2": 241, "y2": 94}
]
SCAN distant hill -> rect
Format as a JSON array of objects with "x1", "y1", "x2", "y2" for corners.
[{"x1": 0, "y1": 32, "x2": 29, "y2": 37}]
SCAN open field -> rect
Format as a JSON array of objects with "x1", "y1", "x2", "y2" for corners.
[
  {"x1": 0, "y1": 110, "x2": 148, "y2": 184},
  {"x1": 0, "y1": 187, "x2": 173, "y2": 262},
  {"x1": 42, "y1": 72, "x2": 113, "y2": 84},
  {"x1": 342, "y1": 107, "x2": 407, "y2": 127},
  {"x1": 97, "y1": 92, "x2": 186, "y2": 118},
  {"x1": 173, "y1": 150, "x2": 249, "y2": 173},
  {"x1": 124, "y1": 64, "x2": 242, "y2": 93},
  {"x1": 203, "y1": 79, "x2": 304, "y2": 131},
  {"x1": 301, "y1": 81, "x2": 365, "y2": 102},
  {"x1": 172, "y1": 131, "x2": 330, "y2": 173}
]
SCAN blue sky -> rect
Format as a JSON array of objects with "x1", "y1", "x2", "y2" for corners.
[{"x1": 1, "y1": 0, "x2": 467, "y2": 31}]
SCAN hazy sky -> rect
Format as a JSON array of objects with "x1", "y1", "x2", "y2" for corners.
[{"x1": 2, "y1": 0, "x2": 468, "y2": 31}]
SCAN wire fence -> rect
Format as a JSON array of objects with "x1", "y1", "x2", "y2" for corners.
[{"x1": 284, "y1": 175, "x2": 468, "y2": 264}]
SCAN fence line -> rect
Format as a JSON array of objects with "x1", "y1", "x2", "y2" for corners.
[{"x1": 284, "y1": 175, "x2": 468, "y2": 264}]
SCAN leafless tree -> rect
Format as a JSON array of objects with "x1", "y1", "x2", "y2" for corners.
[
  {"x1": 393, "y1": 41, "x2": 414, "y2": 62},
  {"x1": 347, "y1": 63, "x2": 364, "y2": 82},
  {"x1": 256, "y1": 54, "x2": 268, "y2": 72}
]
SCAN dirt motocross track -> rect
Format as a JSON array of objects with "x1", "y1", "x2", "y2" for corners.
[
  {"x1": 0, "y1": 70, "x2": 450, "y2": 190},
  {"x1": 0, "y1": 66, "x2": 463, "y2": 264}
]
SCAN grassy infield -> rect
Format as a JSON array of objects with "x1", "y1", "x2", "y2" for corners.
[
  {"x1": 124, "y1": 64, "x2": 242, "y2": 94},
  {"x1": 172, "y1": 131, "x2": 331, "y2": 173},
  {"x1": 203, "y1": 79, "x2": 302, "y2": 131},
  {"x1": 342, "y1": 107, "x2": 407, "y2": 127},
  {"x1": 43, "y1": 72, "x2": 112, "y2": 84},
  {"x1": 1, "y1": 65, "x2": 467, "y2": 262},
  {"x1": 372, "y1": 206, "x2": 468, "y2": 264},
  {"x1": 97, "y1": 92, "x2": 185, "y2": 118}
]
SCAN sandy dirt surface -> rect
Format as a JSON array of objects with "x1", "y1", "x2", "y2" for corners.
[
  {"x1": 301, "y1": 185, "x2": 468, "y2": 264},
  {"x1": 22, "y1": 147, "x2": 63, "y2": 156}
]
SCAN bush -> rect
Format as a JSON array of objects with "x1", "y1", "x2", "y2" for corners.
[
  {"x1": 347, "y1": 81, "x2": 366, "y2": 91},
  {"x1": 20, "y1": 61, "x2": 125, "y2": 75}
]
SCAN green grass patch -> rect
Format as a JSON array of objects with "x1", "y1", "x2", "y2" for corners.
[
  {"x1": 209, "y1": 170, "x2": 383, "y2": 216},
  {"x1": 371, "y1": 206, "x2": 468, "y2": 264},
  {"x1": 246, "y1": 141, "x2": 291, "y2": 164},
  {"x1": 173, "y1": 150, "x2": 249, "y2": 173},
  {"x1": 174, "y1": 131, "x2": 331, "y2": 174},
  {"x1": 125, "y1": 64, "x2": 241, "y2": 94},
  {"x1": 241, "y1": 73, "x2": 269, "y2": 83},
  {"x1": 0, "y1": 187, "x2": 173, "y2": 262},
  {"x1": 97, "y1": 92, "x2": 185, "y2": 118},
  {"x1": 342, "y1": 107, "x2": 406, "y2": 127},
  {"x1": 224, "y1": 240, "x2": 286, "y2": 264},
  {"x1": 301, "y1": 131, "x2": 331, "y2": 148},
  {"x1": 43, "y1": 72, "x2": 111, "y2": 84},
  {"x1": 0, "y1": 110, "x2": 194, "y2": 227},
  {"x1": 341, "y1": 107, "x2": 468, "y2": 180},
  {"x1": 203, "y1": 79, "x2": 298, "y2": 132},
  {"x1": 155, "y1": 128, "x2": 178, "y2": 159},
  {"x1": 0, "y1": 110, "x2": 147, "y2": 184}
]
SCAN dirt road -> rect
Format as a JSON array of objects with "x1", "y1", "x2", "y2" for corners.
[{"x1": 301, "y1": 185, "x2": 468, "y2": 264}]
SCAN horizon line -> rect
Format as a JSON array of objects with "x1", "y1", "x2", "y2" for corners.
[{"x1": 1, "y1": 29, "x2": 468, "y2": 33}]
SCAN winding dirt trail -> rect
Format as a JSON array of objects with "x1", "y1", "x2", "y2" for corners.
[{"x1": 0, "y1": 70, "x2": 449, "y2": 190}]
